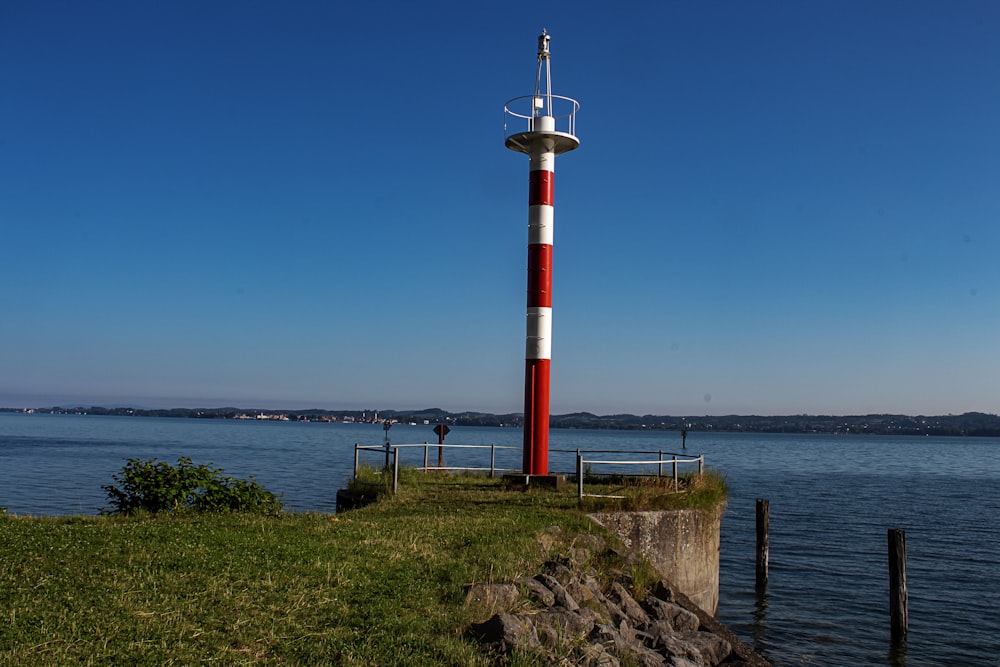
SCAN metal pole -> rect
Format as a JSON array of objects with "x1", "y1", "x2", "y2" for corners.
[
  {"x1": 698, "y1": 456, "x2": 704, "y2": 475},
  {"x1": 658, "y1": 450, "x2": 663, "y2": 479},
  {"x1": 384, "y1": 442, "x2": 390, "y2": 470},
  {"x1": 353, "y1": 443, "x2": 359, "y2": 479},
  {"x1": 392, "y1": 448, "x2": 399, "y2": 494},
  {"x1": 423, "y1": 442, "x2": 428, "y2": 471},
  {"x1": 576, "y1": 452, "x2": 584, "y2": 501},
  {"x1": 490, "y1": 444, "x2": 496, "y2": 478},
  {"x1": 672, "y1": 456, "x2": 678, "y2": 492}
]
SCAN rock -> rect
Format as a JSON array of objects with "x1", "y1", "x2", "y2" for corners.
[
  {"x1": 604, "y1": 598, "x2": 628, "y2": 626},
  {"x1": 575, "y1": 533, "x2": 608, "y2": 554},
  {"x1": 688, "y1": 631, "x2": 732, "y2": 666},
  {"x1": 662, "y1": 585, "x2": 772, "y2": 667},
  {"x1": 535, "y1": 526, "x2": 562, "y2": 555},
  {"x1": 611, "y1": 582, "x2": 651, "y2": 627},
  {"x1": 334, "y1": 488, "x2": 377, "y2": 512},
  {"x1": 464, "y1": 582, "x2": 518, "y2": 613},
  {"x1": 543, "y1": 560, "x2": 576, "y2": 586},
  {"x1": 468, "y1": 530, "x2": 771, "y2": 667},
  {"x1": 566, "y1": 533, "x2": 606, "y2": 568},
  {"x1": 567, "y1": 578, "x2": 596, "y2": 605},
  {"x1": 584, "y1": 575, "x2": 611, "y2": 602},
  {"x1": 647, "y1": 598, "x2": 700, "y2": 636},
  {"x1": 576, "y1": 644, "x2": 621, "y2": 667},
  {"x1": 517, "y1": 576, "x2": 555, "y2": 607},
  {"x1": 533, "y1": 608, "x2": 598, "y2": 648},
  {"x1": 536, "y1": 573, "x2": 580, "y2": 611},
  {"x1": 650, "y1": 579, "x2": 676, "y2": 603},
  {"x1": 657, "y1": 632, "x2": 706, "y2": 666},
  {"x1": 469, "y1": 612, "x2": 539, "y2": 651},
  {"x1": 631, "y1": 646, "x2": 669, "y2": 666},
  {"x1": 589, "y1": 622, "x2": 624, "y2": 650},
  {"x1": 667, "y1": 657, "x2": 703, "y2": 667},
  {"x1": 570, "y1": 546, "x2": 594, "y2": 567}
]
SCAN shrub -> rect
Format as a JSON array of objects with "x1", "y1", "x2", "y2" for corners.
[{"x1": 102, "y1": 457, "x2": 283, "y2": 516}]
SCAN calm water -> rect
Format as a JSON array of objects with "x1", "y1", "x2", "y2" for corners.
[{"x1": 2, "y1": 412, "x2": 998, "y2": 666}]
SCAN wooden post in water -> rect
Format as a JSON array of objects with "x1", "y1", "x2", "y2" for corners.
[
  {"x1": 888, "y1": 528, "x2": 908, "y2": 639},
  {"x1": 755, "y1": 499, "x2": 769, "y2": 590}
]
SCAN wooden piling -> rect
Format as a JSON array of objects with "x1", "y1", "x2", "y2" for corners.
[
  {"x1": 755, "y1": 499, "x2": 769, "y2": 589},
  {"x1": 888, "y1": 528, "x2": 908, "y2": 639}
]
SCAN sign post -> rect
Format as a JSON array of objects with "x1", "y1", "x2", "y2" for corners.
[{"x1": 432, "y1": 424, "x2": 450, "y2": 469}]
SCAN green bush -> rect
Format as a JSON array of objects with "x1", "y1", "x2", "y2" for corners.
[{"x1": 102, "y1": 457, "x2": 283, "y2": 516}]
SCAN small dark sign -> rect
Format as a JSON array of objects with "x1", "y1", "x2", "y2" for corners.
[{"x1": 433, "y1": 424, "x2": 450, "y2": 438}]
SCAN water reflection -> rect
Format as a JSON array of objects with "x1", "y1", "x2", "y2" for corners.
[
  {"x1": 752, "y1": 586, "x2": 770, "y2": 654},
  {"x1": 888, "y1": 636, "x2": 908, "y2": 667}
]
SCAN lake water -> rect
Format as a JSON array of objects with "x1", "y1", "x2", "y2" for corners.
[{"x1": 2, "y1": 412, "x2": 998, "y2": 666}]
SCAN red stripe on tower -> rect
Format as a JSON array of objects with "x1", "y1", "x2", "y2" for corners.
[
  {"x1": 526, "y1": 241, "x2": 552, "y2": 308},
  {"x1": 528, "y1": 170, "x2": 554, "y2": 206},
  {"x1": 523, "y1": 358, "x2": 551, "y2": 474}
]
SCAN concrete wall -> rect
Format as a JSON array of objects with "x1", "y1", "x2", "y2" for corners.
[{"x1": 589, "y1": 506, "x2": 723, "y2": 616}]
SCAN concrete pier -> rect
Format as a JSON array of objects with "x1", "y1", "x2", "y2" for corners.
[{"x1": 589, "y1": 506, "x2": 724, "y2": 615}]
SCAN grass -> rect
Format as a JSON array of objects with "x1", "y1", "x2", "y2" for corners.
[
  {"x1": 1, "y1": 471, "x2": 726, "y2": 666},
  {"x1": 580, "y1": 469, "x2": 729, "y2": 512}
]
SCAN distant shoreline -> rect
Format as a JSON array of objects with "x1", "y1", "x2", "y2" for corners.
[{"x1": 3, "y1": 406, "x2": 1000, "y2": 437}]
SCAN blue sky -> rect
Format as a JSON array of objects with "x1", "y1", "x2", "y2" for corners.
[{"x1": 2, "y1": 1, "x2": 998, "y2": 416}]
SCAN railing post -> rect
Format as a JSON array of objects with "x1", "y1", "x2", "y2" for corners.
[
  {"x1": 353, "y1": 443, "x2": 360, "y2": 479},
  {"x1": 423, "y1": 442, "x2": 429, "y2": 472},
  {"x1": 392, "y1": 448, "x2": 399, "y2": 494},
  {"x1": 672, "y1": 456, "x2": 678, "y2": 492},
  {"x1": 384, "y1": 442, "x2": 390, "y2": 470},
  {"x1": 658, "y1": 450, "x2": 663, "y2": 479},
  {"x1": 576, "y1": 452, "x2": 584, "y2": 501},
  {"x1": 490, "y1": 443, "x2": 496, "y2": 478},
  {"x1": 698, "y1": 456, "x2": 704, "y2": 475}
]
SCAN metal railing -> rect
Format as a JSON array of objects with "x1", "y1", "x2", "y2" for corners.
[
  {"x1": 352, "y1": 442, "x2": 704, "y2": 499},
  {"x1": 573, "y1": 450, "x2": 704, "y2": 501},
  {"x1": 354, "y1": 442, "x2": 520, "y2": 493},
  {"x1": 504, "y1": 94, "x2": 579, "y2": 137}
]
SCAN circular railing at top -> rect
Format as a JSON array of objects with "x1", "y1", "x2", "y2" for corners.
[{"x1": 504, "y1": 94, "x2": 580, "y2": 138}]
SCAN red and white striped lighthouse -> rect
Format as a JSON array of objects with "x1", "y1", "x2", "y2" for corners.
[{"x1": 504, "y1": 31, "x2": 579, "y2": 476}]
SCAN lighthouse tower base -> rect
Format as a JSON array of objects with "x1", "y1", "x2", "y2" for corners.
[{"x1": 502, "y1": 473, "x2": 567, "y2": 490}]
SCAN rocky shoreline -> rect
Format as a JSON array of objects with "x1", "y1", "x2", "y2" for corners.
[{"x1": 467, "y1": 528, "x2": 770, "y2": 667}]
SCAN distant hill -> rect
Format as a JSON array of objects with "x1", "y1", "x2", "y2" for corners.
[{"x1": 4, "y1": 406, "x2": 1000, "y2": 436}]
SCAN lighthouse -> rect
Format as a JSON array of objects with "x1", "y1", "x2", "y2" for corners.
[{"x1": 504, "y1": 31, "x2": 580, "y2": 476}]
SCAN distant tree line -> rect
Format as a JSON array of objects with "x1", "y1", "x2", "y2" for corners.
[{"x1": 5, "y1": 406, "x2": 1000, "y2": 436}]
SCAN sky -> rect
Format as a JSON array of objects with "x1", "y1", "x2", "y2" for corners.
[{"x1": 1, "y1": 1, "x2": 998, "y2": 416}]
